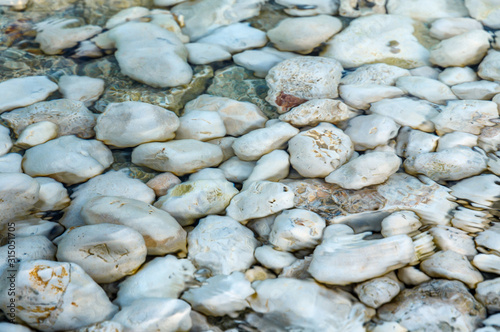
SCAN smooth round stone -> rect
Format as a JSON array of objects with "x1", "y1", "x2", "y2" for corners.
[
  {"x1": 345, "y1": 114, "x2": 400, "y2": 151},
  {"x1": 478, "y1": 50, "x2": 500, "y2": 82},
  {"x1": 269, "y1": 209, "x2": 326, "y2": 251},
  {"x1": 369, "y1": 97, "x2": 438, "y2": 132},
  {"x1": 254, "y1": 245, "x2": 297, "y2": 271},
  {"x1": 395, "y1": 127, "x2": 439, "y2": 158},
  {"x1": 430, "y1": 30, "x2": 491, "y2": 67},
  {"x1": 0, "y1": 76, "x2": 58, "y2": 113},
  {"x1": 6, "y1": 218, "x2": 64, "y2": 241},
  {"x1": 186, "y1": 43, "x2": 231, "y2": 65},
  {"x1": 196, "y1": 23, "x2": 267, "y2": 53},
  {"x1": 112, "y1": 298, "x2": 191, "y2": 332},
  {"x1": 243, "y1": 149, "x2": 289, "y2": 189},
  {"x1": 465, "y1": 0, "x2": 500, "y2": 29},
  {"x1": 56, "y1": 223, "x2": 147, "y2": 283},
  {"x1": 187, "y1": 215, "x2": 258, "y2": 275},
  {"x1": 451, "y1": 81, "x2": 500, "y2": 100},
  {"x1": 182, "y1": 272, "x2": 255, "y2": 317},
  {"x1": 355, "y1": 275, "x2": 401, "y2": 308},
  {"x1": 232, "y1": 121, "x2": 298, "y2": 161},
  {"x1": 267, "y1": 15, "x2": 342, "y2": 54},
  {"x1": 0, "y1": 173, "x2": 40, "y2": 223},
  {"x1": 115, "y1": 255, "x2": 195, "y2": 307},
  {"x1": 430, "y1": 17, "x2": 484, "y2": 40},
  {"x1": 326, "y1": 152, "x2": 401, "y2": 190},
  {"x1": 188, "y1": 167, "x2": 226, "y2": 181},
  {"x1": 437, "y1": 132, "x2": 478, "y2": 151},
  {"x1": 218, "y1": 156, "x2": 256, "y2": 183},
  {"x1": 175, "y1": 110, "x2": 226, "y2": 141},
  {"x1": 22, "y1": 135, "x2": 113, "y2": 185},
  {"x1": 132, "y1": 139, "x2": 223, "y2": 175},
  {"x1": 339, "y1": 84, "x2": 405, "y2": 110},
  {"x1": 395, "y1": 76, "x2": 457, "y2": 105},
  {"x1": 105, "y1": 6, "x2": 150, "y2": 29},
  {"x1": 476, "y1": 278, "x2": 500, "y2": 312},
  {"x1": 207, "y1": 137, "x2": 236, "y2": 161},
  {"x1": 110, "y1": 22, "x2": 192, "y2": 88},
  {"x1": 82, "y1": 196, "x2": 186, "y2": 256},
  {"x1": 184, "y1": 94, "x2": 268, "y2": 137},
  {"x1": 146, "y1": 172, "x2": 181, "y2": 197},
  {"x1": 266, "y1": 56, "x2": 343, "y2": 113},
  {"x1": 233, "y1": 47, "x2": 298, "y2": 78},
  {"x1": 0, "y1": 260, "x2": 117, "y2": 331},
  {"x1": 276, "y1": 0, "x2": 338, "y2": 16},
  {"x1": 420, "y1": 250, "x2": 483, "y2": 288},
  {"x1": 96, "y1": 101, "x2": 179, "y2": 148},
  {"x1": 154, "y1": 179, "x2": 238, "y2": 226},
  {"x1": 58, "y1": 75, "x2": 105, "y2": 107},
  {"x1": 438, "y1": 67, "x2": 478, "y2": 86},
  {"x1": 15, "y1": 121, "x2": 59, "y2": 149},
  {"x1": 225, "y1": 181, "x2": 295, "y2": 223}
]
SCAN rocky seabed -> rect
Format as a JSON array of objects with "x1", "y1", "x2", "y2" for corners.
[{"x1": 0, "y1": 0, "x2": 500, "y2": 331}]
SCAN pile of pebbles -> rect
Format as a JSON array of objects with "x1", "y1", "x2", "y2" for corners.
[{"x1": 0, "y1": 0, "x2": 500, "y2": 331}]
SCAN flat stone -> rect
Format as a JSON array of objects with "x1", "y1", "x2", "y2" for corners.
[
  {"x1": 233, "y1": 47, "x2": 298, "y2": 78},
  {"x1": 1, "y1": 99, "x2": 96, "y2": 139},
  {"x1": 186, "y1": 43, "x2": 232, "y2": 65},
  {"x1": 345, "y1": 114, "x2": 400, "y2": 151},
  {"x1": 322, "y1": 14, "x2": 430, "y2": 69},
  {"x1": 279, "y1": 99, "x2": 357, "y2": 127},
  {"x1": 197, "y1": 23, "x2": 267, "y2": 53},
  {"x1": 58, "y1": 75, "x2": 105, "y2": 107},
  {"x1": 175, "y1": 110, "x2": 226, "y2": 141},
  {"x1": 340, "y1": 63, "x2": 411, "y2": 86},
  {"x1": 396, "y1": 76, "x2": 457, "y2": 105},
  {"x1": 339, "y1": 84, "x2": 405, "y2": 110},
  {"x1": 15, "y1": 121, "x2": 59, "y2": 149},
  {"x1": 451, "y1": 81, "x2": 500, "y2": 100},
  {"x1": 432, "y1": 100, "x2": 498, "y2": 135},
  {"x1": 430, "y1": 17, "x2": 484, "y2": 40},
  {"x1": 369, "y1": 97, "x2": 438, "y2": 132},
  {"x1": 404, "y1": 146, "x2": 488, "y2": 182},
  {"x1": 95, "y1": 101, "x2": 179, "y2": 148},
  {"x1": 132, "y1": 139, "x2": 223, "y2": 175},
  {"x1": 438, "y1": 66, "x2": 478, "y2": 86},
  {"x1": 0, "y1": 76, "x2": 58, "y2": 114}
]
